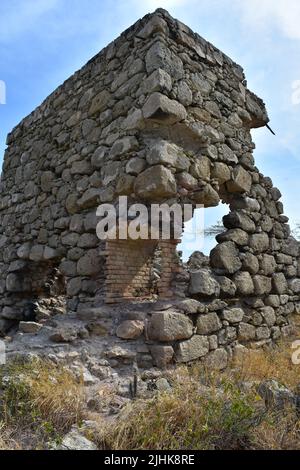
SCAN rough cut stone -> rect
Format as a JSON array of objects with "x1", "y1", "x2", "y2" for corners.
[
  {"x1": 142, "y1": 92, "x2": 187, "y2": 123},
  {"x1": 203, "y1": 348, "x2": 228, "y2": 370},
  {"x1": 176, "y1": 335, "x2": 209, "y2": 363},
  {"x1": 189, "y1": 269, "x2": 220, "y2": 297},
  {"x1": 19, "y1": 321, "x2": 42, "y2": 334},
  {"x1": 210, "y1": 242, "x2": 242, "y2": 274},
  {"x1": 233, "y1": 271, "x2": 254, "y2": 295},
  {"x1": 116, "y1": 320, "x2": 144, "y2": 339},
  {"x1": 150, "y1": 345, "x2": 174, "y2": 368},
  {"x1": 222, "y1": 308, "x2": 244, "y2": 324},
  {"x1": 148, "y1": 311, "x2": 194, "y2": 342},
  {"x1": 227, "y1": 166, "x2": 251, "y2": 193},
  {"x1": 134, "y1": 165, "x2": 177, "y2": 199},
  {"x1": 196, "y1": 312, "x2": 222, "y2": 334}
]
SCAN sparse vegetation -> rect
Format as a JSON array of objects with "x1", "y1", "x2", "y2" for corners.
[
  {"x1": 1, "y1": 338, "x2": 300, "y2": 450},
  {"x1": 0, "y1": 357, "x2": 85, "y2": 449}
]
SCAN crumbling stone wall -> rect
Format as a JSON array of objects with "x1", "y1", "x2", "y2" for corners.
[{"x1": 0, "y1": 9, "x2": 299, "y2": 368}]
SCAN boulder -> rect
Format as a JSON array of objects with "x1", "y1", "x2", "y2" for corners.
[
  {"x1": 260, "y1": 307, "x2": 276, "y2": 327},
  {"x1": 238, "y1": 322, "x2": 256, "y2": 341},
  {"x1": 191, "y1": 184, "x2": 220, "y2": 207},
  {"x1": 196, "y1": 312, "x2": 222, "y2": 334},
  {"x1": 189, "y1": 269, "x2": 220, "y2": 297},
  {"x1": 142, "y1": 92, "x2": 187, "y2": 124},
  {"x1": 257, "y1": 380, "x2": 295, "y2": 409},
  {"x1": 150, "y1": 345, "x2": 174, "y2": 368},
  {"x1": 134, "y1": 165, "x2": 177, "y2": 200},
  {"x1": 148, "y1": 311, "x2": 194, "y2": 342},
  {"x1": 210, "y1": 242, "x2": 242, "y2": 274},
  {"x1": 58, "y1": 429, "x2": 97, "y2": 450},
  {"x1": 18, "y1": 322, "x2": 42, "y2": 334},
  {"x1": 232, "y1": 271, "x2": 254, "y2": 295},
  {"x1": 249, "y1": 233, "x2": 269, "y2": 253},
  {"x1": 272, "y1": 273, "x2": 288, "y2": 294},
  {"x1": 253, "y1": 275, "x2": 272, "y2": 295},
  {"x1": 203, "y1": 348, "x2": 228, "y2": 370},
  {"x1": 116, "y1": 320, "x2": 144, "y2": 339},
  {"x1": 176, "y1": 335, "x2": 209, "y2": 363},
  {"x1": 222, "y1": 308, "x2": 244, "y2": 324},
  {"x1": 227, "y1": 166, "x2": 252, "y2": 193}
]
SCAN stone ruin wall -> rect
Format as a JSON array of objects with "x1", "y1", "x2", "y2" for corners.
[{"x1": 0, "y1": 9, "x2": 300, "y2": 369}]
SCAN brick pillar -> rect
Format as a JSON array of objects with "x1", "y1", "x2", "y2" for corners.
[{"x1": 157, "y1": 239, "x2": 180, "y2": 300}]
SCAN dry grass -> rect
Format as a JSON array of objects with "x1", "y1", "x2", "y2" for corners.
[
  {"x1": 232, "y1": 339, "x2": 300, "y2": 390},
  {"x1": 1, "y1": 333, "x2": 300, "y2": 450},
  {"x1": 100, "y1": 334, "x2": 300, "y2": 450},
  {"x1": 0, "y1": 423, "x2": 21, "y2": 450},
  {"x1": 101, "y1": 375, "x2": 259, "y2": 450},
  {"x1": 0, "y1": 357, "x2": 85, "y2": 439}
]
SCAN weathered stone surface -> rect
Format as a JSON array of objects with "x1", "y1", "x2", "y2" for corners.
[
  {"x1": 191, "y1": 184, "x2": 220, "y2": 207},
  {"x1": 146, "y1": 140, "x2": 189, "y2": 170},
  {"x1": 196, "y1": 312, "x2": 222, "y2": 334},
  {"x1": 58, "y1": 429, "x2": 97, "y2": 450},
  {"x1": 176, "y1": 335, "x2": 209, "y2": 362},
  {"x1": 19, "y1": 321, "x2": 43, "y2": 334},
  {"x1": 189, "y1": 269, "x2": 220, "y2": 297},
  {"x1": 203, "y1": 348, "x2": 228, "y2": 370},
  {"x1": 211, "y1": 162, "x2": 231, "y2": 184},
  {"x1": 210, "y1": 242, "x2": 242, "y2": 274},
  {"x1": 227, "y1": 166, "x2": 251, "y2": 193},
  {"x1": 222, "y1": 308, "x2": 244, "y2": 324},
  {"x1": 238, "y1": 322, "x2": 256, "y2": 341},
  {"x1": 116, "y1": 320, "x2": 144, "y2": 339},
  {"x1": 232, "y1": 271, "x2": 254, "y2": 295},
  {"x1": 134, "y1": 165, "x2": 177, "y2": 199},
  {"x1": 249, "y1": 233, "x2": 269, "y2": 253},
  {"x1": 77, "y1": 250, "x2": 101, "y2": 276},
  {"x1": 148, "y1": 311, "x2": 194, "y2": 342},
  {"x1": 260, "y1": 307, "x2": 276, "y2": 327},
  {"x1": 241, "y1": 253, "x2": 259, "y2": 274},
  {"x1": 272, "y1": 273, "x2": 288, "y2": 294},
  {"x1": 150, "y1": 345, "x2": 174, "y2": 368},
  {"x1": 253, "y1": 275, "x2": 272, "y2": 295},
  {"x1": 177, "y1": 298, "x2": 201, "y2": 314},
  {"x1": 258, "y1": 380, "x2": 295, "y2": 409},
  {"x1": 50, "y1": 327, "x2": 78, "y2": 343},
  {"x1": 142, "y1": 92, "x2": 187, "y2": 123},
  {"x1": 217, "y1": 228, "x2": 248, "y2": 246}
]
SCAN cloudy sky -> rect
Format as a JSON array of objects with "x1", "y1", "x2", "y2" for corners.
[{"x1": 0, "y1": 0, "x2": 299, "y2": 258}]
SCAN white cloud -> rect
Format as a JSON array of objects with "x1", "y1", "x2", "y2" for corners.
[{"x1": 235, "y1": 0, "x2": 300, "y2": 40}]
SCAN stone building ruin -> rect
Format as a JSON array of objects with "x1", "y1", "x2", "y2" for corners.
[{"x1": 1, "y1": 9, "x2": 299, "y2": 369}]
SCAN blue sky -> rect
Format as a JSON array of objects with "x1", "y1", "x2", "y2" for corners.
[{"x1": 0, "y1": 0, "x2": 299, "y2": 259}]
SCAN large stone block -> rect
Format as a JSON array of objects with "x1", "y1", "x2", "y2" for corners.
[
  {"x1": 227, "y1": 166, "x2": 252, "y2": 193},
  {"x1": 210, "y1": 241, "x2": 242, "y2": 274},
  {"x1": 196, "y1": 312, "x2": 222, "y2": 334},
  {"x1": 249, "y1": 233, "x2": 269, "y2": 253},
  {"x1": 176, "y1": 335, "x2": 209, "y2": 362},
  {"x1": 134, "y1": 165, "x2": 177, "y2": 199},
  {"x1": 203, "y1": 348, "x2": 228, "y2": 370},
  {"x1": 253, "y1": 275, "x2": 272, "y2": 295},
  {"x1": 116, "y1": 320, "x2": 144, "y2": 339},
  {"x1": 148, "y1": 311, "x2": 194, "y2": 342},
  {"x1": 142, "y1": 92, "x2": 187, "y2": 124},
  {"x1": 232, "y1": 271, "x2": 254, "y2": 295},
  {"x1": 189, "y1": 269, "x2": 220, "y2": 297},
  {"x1": 77, "y1": 249, "x2": 102, "y2": 276},
  {"x1": 222, "y1": 308, "x2": 244, "y2": 324}
]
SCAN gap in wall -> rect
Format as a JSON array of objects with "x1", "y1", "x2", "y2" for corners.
[{"x1": 177, "y1": 204, "x2": 229, "y2": 262}]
